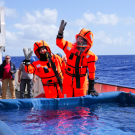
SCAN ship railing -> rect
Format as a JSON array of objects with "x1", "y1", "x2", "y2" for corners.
[{"x1": 14, "y1": 70, "x2": 135, "y2": 98}]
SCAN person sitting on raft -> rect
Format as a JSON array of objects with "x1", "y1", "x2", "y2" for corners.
[
  {"x1": 23, "y1": 40, "x2": 64, "y2": 98},
  {"x1": 56, "y1": 20, "x2": 99, "y2": 97}
]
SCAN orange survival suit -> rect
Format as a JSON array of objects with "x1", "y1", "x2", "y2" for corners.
[
  {"x1": 23, "y1": 40, "x2": 64, "y2": 98},
  {"x1": 56, "y1": 20, "x2": 99, "y2": 97}
]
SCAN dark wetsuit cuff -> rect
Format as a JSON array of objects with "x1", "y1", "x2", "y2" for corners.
[{"x1": 57, "y1": 32, "x2": 63, "y2": 39}]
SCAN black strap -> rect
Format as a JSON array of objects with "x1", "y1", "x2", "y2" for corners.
[
  {"x1": 41, "y1": 75, "x2": 56, "y2": 79},
  {"x1": 63, "y1": 41, "x2": 67, "y2": 51},
  {"x1": 84, "y1": 31, "x2": 90, "y2": 36},
  {"x1": 31, "y1": 63, "x2": 36, "y2": 74},
  {"x1": 35, "y1": 42, "x2": 39, "y2": 47},
  {"x1": 75, "y1": 56, "x2": 81, "y2": 88},
  {"x1": 65, "y1": 70, "x2": 86, "y2": 77},
  {"x1": 67, "y1": 63, "x2": 87, "y2": 68},
  {"x1": 43, "y1": 82, "x2": 58, "y2": 86},
  {"x1": 46, "y1": 53, "x2": 63, "y2": 91}
]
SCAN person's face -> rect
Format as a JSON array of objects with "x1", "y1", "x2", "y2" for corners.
[
  {"x1": 77, "y1": 47, "x2": 85, "y2": 52},
  {"x1": 39, "y1": 47, "x2": 47, "y2": 54},
  {"x1": 5, "y1": 56, "x2": 11, "y2": 63},
  {"x1": 63, "y1": 56, "x2": 67, "y2": 63},
  {"x1": 76, "y1": 36, "x2": 87, "y2": 54},
  {"x1": 76, "y1": 36, "x2": 87, "y2": 47}
]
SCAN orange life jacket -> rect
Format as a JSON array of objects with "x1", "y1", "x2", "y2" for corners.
[
  {"x1": 25, "y1": 54, "x2": 63, "y2": 87},
  {"x1": 56, "y1": 38, "x2": 98, "y2": 88}
]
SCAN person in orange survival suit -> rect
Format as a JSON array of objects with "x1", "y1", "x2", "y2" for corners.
[
  {"x1": 23, "y1": 40, "x2": 64, "y2": 98},
  {"x1": 56, "y1": 53, "x2": 67, "y2": 76},
  {"x1": 56, "y1": 20, "x2": 99, "y2": 97}
]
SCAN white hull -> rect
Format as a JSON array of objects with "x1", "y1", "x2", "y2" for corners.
[{"x1": 0, "y1": 7, "x2": 5, "y2": 65}]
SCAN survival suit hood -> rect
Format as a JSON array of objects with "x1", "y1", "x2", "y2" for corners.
[
  {"x1": 73, "y1": 28, "x2": 94, "y2": 55},
  {"x1": 34, "y1": 40, "x2": 51, "y2": 61}
]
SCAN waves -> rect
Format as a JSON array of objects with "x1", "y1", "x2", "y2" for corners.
[{"x1": 95, "y1": 55, "x2": 135, "y2": 88}]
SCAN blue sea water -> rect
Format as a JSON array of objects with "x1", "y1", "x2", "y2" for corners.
[
  {"x1": 95, "y1": 55, "x2": 135, "y2": 88},
  {"x1": 2, "y1": 55, "x2": 135, "y2": 88}
]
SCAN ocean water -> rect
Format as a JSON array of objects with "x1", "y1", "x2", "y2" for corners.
[
  {"x1": 2, "y1": 55, "x2": 135, "y2": 88},
  {"x1": 95, "y1": 55, "x2": 135, "y2": 88}
]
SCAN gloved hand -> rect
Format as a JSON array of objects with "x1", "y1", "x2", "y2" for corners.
[
  {"x1": 88, "y1": 79, "x2": 99, "y2": 97},
  {"x1": 23, "y1": 48, "x2": 33, "y2": 65},
  {"x1": 57, "y1": 20, "x2": 67, "y2": 38}
]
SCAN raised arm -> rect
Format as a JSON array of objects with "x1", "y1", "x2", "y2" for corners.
[
  {"x1": 57, "y1": 20, "x2": 67, "y2": 39},
  {"x1": 56, "y1": 20, "x2": 72, "y2": 54},
  {"x1": 23, "y1": 48, "x2": 35, "y2": 74}
]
